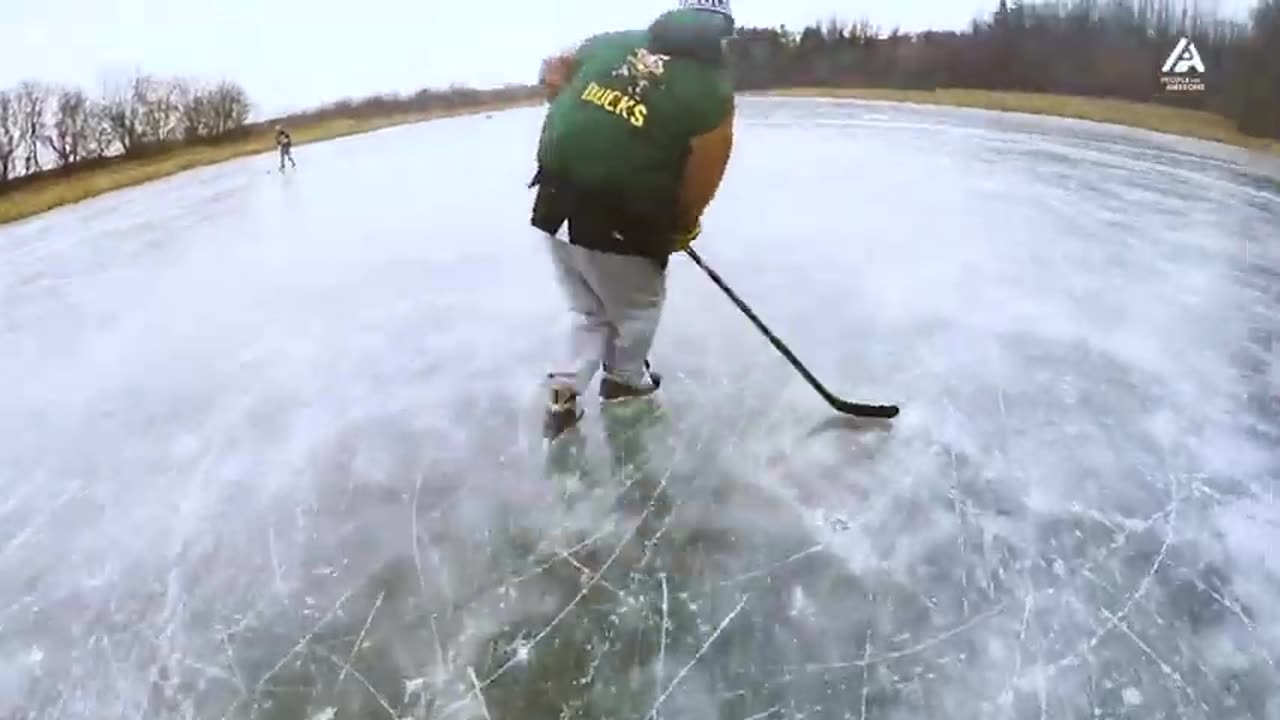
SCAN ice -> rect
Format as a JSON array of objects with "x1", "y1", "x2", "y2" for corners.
[
  {"x1": 0, "y1": 97, "x2": 1277, "y2": 719},
  {"x1": 1124, "y1": 686, "x2": 1145, "y2": 706}
]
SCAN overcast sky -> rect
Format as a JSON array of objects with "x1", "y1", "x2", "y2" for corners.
[{"x1": 4, "y1": 0, "x2": 1258, "y2": 118}]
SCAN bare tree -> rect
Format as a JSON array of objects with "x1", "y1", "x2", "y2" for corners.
[
  {"x1": 0, "y1": 90, "x2": 16, "y2": 182},
  {"x1": 42, "y1": 87, "x2": 93, "y2": 167},
  {"x1": 81, "y1": 99, "x2": 118, "y2": 160},
  {"x1": 205, "y1": 81, "x2": 251, "y2": 136},
  {"x1": 173, "y1": 79, "x2": 206, "y2": 140},
  {"x1": 133, "y1": 74, "x2": 184, "y2": 143},
  {"x1": 166, "y1": 79, "x2": 250, "y2": 141},
  {"x1": 100, "y1": 74, "x2": 143, "y2": 154},
  {"x1": 15, "y1": 81, "x2": 49, "y2": 174}
]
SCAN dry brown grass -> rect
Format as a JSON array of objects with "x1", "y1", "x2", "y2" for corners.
[
  {"x1": 0, "y1": 99, "x2": 541, "y2": 227},
  {"x1": 758, "y1": 87, "x2": 1280, "y2": 155}
]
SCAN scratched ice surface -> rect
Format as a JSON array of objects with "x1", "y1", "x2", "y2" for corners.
[{"x1": 1, "y1": 98, "x2": 1278, "y2": 719}]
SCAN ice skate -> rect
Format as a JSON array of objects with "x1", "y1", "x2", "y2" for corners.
[
  {"x1": 543, "y1": 384, "x2": 584, "y2": 440},
  {"x1": 600, "y1": 362, "x2": 662, "y2": 403}
]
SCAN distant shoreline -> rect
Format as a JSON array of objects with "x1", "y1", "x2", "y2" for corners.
[
  {"x1": 0, "y1": 99, "x2": 542, "y2": 228},
  {"x1": 752, "y1": 87, "x2": 1280, "y2": 156},
  {"x1": 4, "y1": 88, "x2": 1274, "y2": 228}
]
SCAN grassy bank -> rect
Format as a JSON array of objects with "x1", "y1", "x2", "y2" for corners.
[
  {"x1": 758, "y1": 88, "x2": 1280, "y2": 155},
  {"x1": 0, "y1": 98, "x2": 541, "y2": 227}
]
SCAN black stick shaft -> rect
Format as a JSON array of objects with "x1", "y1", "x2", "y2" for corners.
[{"x1": 683, "y1": 247, "x2": 899, "y2": 419}]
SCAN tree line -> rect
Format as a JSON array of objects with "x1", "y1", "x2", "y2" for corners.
[
  {"x1": 0, "y1": 75, "x2": 539, "y2": 192},
  {"x1": 3, "y1": 0, "x2": 1276, "y2": 194},
  {"x1": 0, "y1": 76, "x2": 252, "y2": 184},
  {"x1": 727, "y1": 0, "x2": 1280, "y2": 139}
]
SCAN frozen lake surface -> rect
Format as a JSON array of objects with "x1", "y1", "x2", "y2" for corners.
[{"x1": 1, "y1": 97, "x2": 1278, "y2": 719}]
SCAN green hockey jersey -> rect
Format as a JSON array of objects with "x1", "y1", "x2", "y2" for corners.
[{"x1": 536, "y1": 10, "x2": 734, "y2": 207}]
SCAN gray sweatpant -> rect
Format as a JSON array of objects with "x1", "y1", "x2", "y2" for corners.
[{"x1": 543, "y1": 232, "x2": 666, "y2": 395}]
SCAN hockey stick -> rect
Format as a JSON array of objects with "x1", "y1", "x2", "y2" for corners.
[{"x1": 683, "y1": 247, "x2": 900, "y2": 419}]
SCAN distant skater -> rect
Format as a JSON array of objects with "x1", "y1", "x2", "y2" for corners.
[{"x1": 275, "y1": 125, "x2": 297, "y2": 171}]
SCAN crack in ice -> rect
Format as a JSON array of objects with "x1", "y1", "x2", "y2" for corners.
[
  {"x1": 253, "y1": 584, "x2": 358, "y2": 696},
  {"x1": 467, "y1": 665, "x2": 494, "y2": 720},
  {"x1": 794, "y1": 601, "x2": 1009, "y2": 672},
  {"x1": 646, "y1": 594, "x2": 749, "y2": 720},
  {"x1": 435, "y1": 440, "x2": 685, "y2": 720},
  {"x1": 337, "y1": 589, "x2": 383, "y2": 686},
  {"x1": 657, "y1": 572, "x2": 669, "y2": 711},
  {"x1": 320, "y1": 652, "x2": 398, "y2": 718},
  {"x1": 719, "y1": 543, "x2": 825, "y2": 587},
  {"x1": 1098, "y1": 605, "x2": 1209, "y2": 714}
]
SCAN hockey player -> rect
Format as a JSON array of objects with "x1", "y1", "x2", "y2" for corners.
[
  {"x1": 531, "y1": 0, "x2": 737, "y2": 439},
  {"x1": 275, "y1": 125, "x2": 297, "y2": 171}
]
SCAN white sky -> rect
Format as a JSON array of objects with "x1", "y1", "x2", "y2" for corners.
[{"x1": 3, "y1": 0, "x2": 1258, "y2": 118}]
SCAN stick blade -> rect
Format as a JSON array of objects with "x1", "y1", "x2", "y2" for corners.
[{"x1": 830, "y1": 399, "x2": 900, "y2": 419}]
